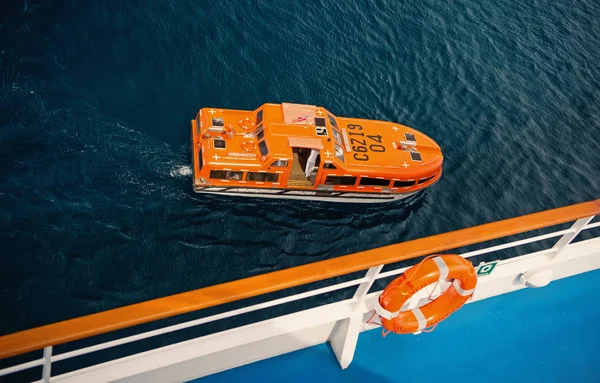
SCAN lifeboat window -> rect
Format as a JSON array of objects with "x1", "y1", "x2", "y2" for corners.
[
  {"x1": 335, "y1": 144, "x2": 345, "y2": 162},
  {"x1": 327, "y1": 114, "x2": 338, "y2": 129},
  {"x1": 404, "y1": 133, "x2": 416, "y2": 142},
  {"x1": 213, "y1": 139, "x2": 226, "y2": 149},
  {"x1": 393, "y1": 180, "x2": 415, "y2": 187},
  {"x1": 210, "y1": 170, "x2": 227, "y2": 179},
  {"x1": 359, "y1": 177, "x2": 391, "y2": 187},
  {"x1": 325, "y1": 176, "x2": 356, "y2": 186},
  {"x1": 198, "y1": 150, "x2": 203, "y2": 170},
  {"x1": 324, "y1": 163, "x2": 337, "y2": 169},
  {"x1": 256, "y1": 110, "x2": 263, "y2": 124},
  {"x1": 410, "y1": 152, "x2": 422, "y2": 162},
  {"x1": 259, "y1": 140, "x2": 269, "y2": 156},
  {"x1": 332, "y1": 129, "x2": 342, "y2": 145},
  {"x1": 247, "y1": 172, "x2": 279, "y2": 182},
  {"x1": 212, "y1": 117, "x2": 224, "y2": 127},
  {"x1": 272, "y1": 160, "x2": 288, "y2": 167},
  {"x1": 418, "y1": 175, "x2": 435, "y2": 184},
  {"x1": 256, "y1": 125, "x2": 265, "y2": 140},
  {"x1": 210, "y1": 170, "x2": 242, "y2": 180},
  {"x1": 315, "y1": 117, "x2": 326, "y2": 127}
]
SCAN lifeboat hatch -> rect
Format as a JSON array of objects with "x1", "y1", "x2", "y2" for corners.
[
  {"x1": 288, "y1": 147, "x2": 320, "y2": 188},
  {"x1": 212, "y1": 117, "x2": 224, "y2": 126}
]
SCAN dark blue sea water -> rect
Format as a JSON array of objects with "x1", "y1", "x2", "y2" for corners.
[{"x1": 1, "y1": 0, "x2": 599, "y2": 374}]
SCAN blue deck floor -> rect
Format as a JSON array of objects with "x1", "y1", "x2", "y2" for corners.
[{"x1": 196, "y1": 269, "x2": 600, "y2": 382}]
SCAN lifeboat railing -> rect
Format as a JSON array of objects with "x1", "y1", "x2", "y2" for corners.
[{"x1": 0, "y1": 199, "x2": 599, "y2": 382}]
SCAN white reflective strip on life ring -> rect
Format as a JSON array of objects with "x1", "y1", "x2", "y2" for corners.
[
  {"x1": 433, "y1": 256, "x2": 449, "y2": 281},
  {"x1": 412, "y1": 308, "x2": 427, "y2": 331},
  {"x1": 374, "y1": 297, "x2": 398, "y2": 320},
  {"x1": 453, "y1": 279, "x2": 475, "y2": 296}
]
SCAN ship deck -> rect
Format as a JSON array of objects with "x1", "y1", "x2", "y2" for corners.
[{"x1": 195, "y1": 268, "x2": 600, "y2": 382}]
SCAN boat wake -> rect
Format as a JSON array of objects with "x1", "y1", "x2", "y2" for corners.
[{"x1": 170, "y1": 165, "x2": 192, "y2": 178}]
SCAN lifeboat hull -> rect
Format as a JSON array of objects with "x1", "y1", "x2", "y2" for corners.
[{"x1": 193, "y1": 186, "x2": 420, "y2": 203}]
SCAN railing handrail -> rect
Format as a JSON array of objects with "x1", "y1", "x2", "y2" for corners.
[{"x1": 1, "y1": 199, "x2": 598, "y2": 359}]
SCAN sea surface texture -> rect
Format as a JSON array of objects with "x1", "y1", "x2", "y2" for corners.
[{"x1": 1, "y1": 0, "x2": 599, "y2": 357}]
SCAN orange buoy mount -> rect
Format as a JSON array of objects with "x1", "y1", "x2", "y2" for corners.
[
  {"x1": 222, "y1": 125, "x2": 234, "y2": 137},
  {"x1": 375, "y1": 254, "x2": 477, "y2": 335},
  {"x1": 241, "y1": 140, "x2": 257, "y2": 152},
  {"x1": 238, "y1": 117, "x2": 255, "y2": 130}
]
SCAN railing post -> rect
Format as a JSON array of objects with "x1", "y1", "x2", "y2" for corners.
[
  {"x1": 549, "y1": 216, "x2": 594, "y2": 260},
  {"x1": 42, "y1": 346, "x2": 52, "y2": 383},
  {"x1": 352, "y1": 265, "x2": 385, "y2": 306},
  {"x1": 329, "y1": 265, "x2": 384, "y2": 369}
]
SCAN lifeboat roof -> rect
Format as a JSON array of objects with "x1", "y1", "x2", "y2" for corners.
[{"x1": 198, "y1": 103, "x2": 442, "y2": 178}]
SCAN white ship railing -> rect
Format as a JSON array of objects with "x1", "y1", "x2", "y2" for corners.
[{"x1": 1, "y1": 199, "x2": 599, "y2": 382}]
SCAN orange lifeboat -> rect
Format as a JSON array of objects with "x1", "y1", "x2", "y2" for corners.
[
  {"x1": 191, "y1": 103, "x2": 444, "y2": 203},
  {"x1": 375, "y1": 254, "x2": 477, "y2": 334}
]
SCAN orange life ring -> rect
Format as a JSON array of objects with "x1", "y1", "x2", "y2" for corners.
[
  {"x1": 375, "y1": 254, "x2": 477, "y2": 334},
  {"x1": 238, "y1": 117, "x2": 255, "y2": 130},
  {"x1": 241, "y1": 140, "x2": 256, "y2": 152}
]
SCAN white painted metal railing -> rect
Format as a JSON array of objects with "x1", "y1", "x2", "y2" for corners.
[{"x1": 1, "y1": 216, "x2": 598, "y2": 382}]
